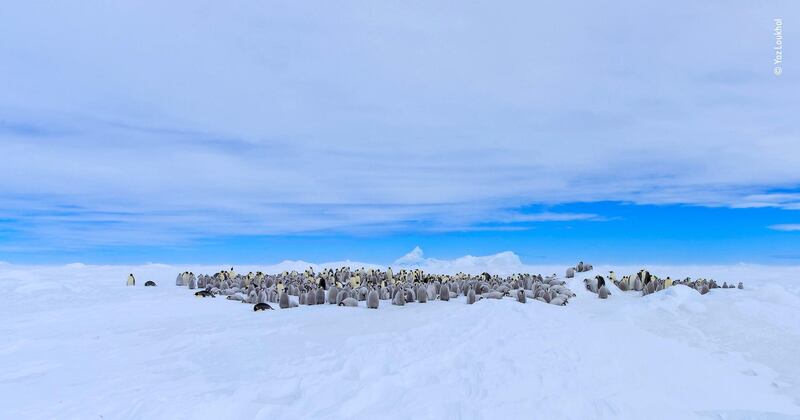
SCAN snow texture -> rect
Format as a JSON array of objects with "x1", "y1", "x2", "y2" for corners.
[{"x1": 1, "y1": 254, "x2": 799, "y2": 419}]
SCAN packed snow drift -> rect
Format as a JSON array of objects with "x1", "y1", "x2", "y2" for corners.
[{"x1": 1, "y1": 251, "x2": 799, "y2": 419}]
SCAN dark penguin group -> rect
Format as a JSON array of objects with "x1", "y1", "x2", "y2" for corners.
[
  {"x1": 584, "y1": 269, "x2": 744, "y2": 299},
  {"x1": 565, "y1": 261, "x2": 593, "y2": 278},
  {"x1": 178, "y1": 266, "x2": 576, "y2": 311}
]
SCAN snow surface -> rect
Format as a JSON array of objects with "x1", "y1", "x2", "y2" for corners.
[{"x1": 1, "y1": 254, "x2": 800, "y2": 419}]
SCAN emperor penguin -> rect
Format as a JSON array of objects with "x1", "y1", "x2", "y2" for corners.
[
  {"x1": 700, "y1": 284, "x2": 710, "y2": 295},
  {"x1": 467, "y1": 288, "x2": 477, "y2": 304},
  {"x1": 327, "y1": 286, "x2": 339, "y2": 304},
  {"x1": 176, "y1": 273, "x2": 185, "y2": 286},
  {"x1": 306, "y1": 289, "x2": 317, "y2": 305},
  {"x1": 566, "y1": 267, "x2": 575, "y2": 278},
  {"x1": 339, "y1": 297, "x2": 358, "y2": 307},
  {"x1": 315, "y1": 288, "x2": 326, "y2": 304},
  {"x1": 417, "y1": 286, "x2": 428, "y2": 303},
  {"x1": 439, "y1": 283, "x2": 450, "y2": 301},
  {"x1": 336, "y1": 289, "x2": 347, "y2": 305},
  {"x1": 188, "y1": 275, "x2": 198, "y2": 290},
  {"x1": 145, "y1": 280, "x2": 156, "y2": 287},
  {"x1": 126, "y1": 274, "x2": 135, "y2": 286},
  {"x1": 617, "y1": 278, "x2": 629, "y2": 291},
  {"x1": 516, "y1": 289, "x2": 526, "y2": 303},
  {"x1": 392, "y1": 289, "x2": 406, "y2": 306},
  {"x1": 279, "y1": 291, "x2": 290, "y2": 309},
  {"x1": 253, "y1": 302, "x2": 273, "y2": 311},
  {"x1": 737, "y1": 282, "x2": 743, "y2": 289},
  {"x1": 632, "y1": 276, "x2": 643, "y2": 292},
  {"x1": 598, "y1": 285, "x2": 610, "y2": 299},
  {"x1": 595, "y1": 275, "x2": 606, "y2": 289},
  {"x1": 386, "y1": 267, "x2": 394, "y2": 285},
  {"x1": 367, "y1": 288, "x2": 379, "y2": 309}
]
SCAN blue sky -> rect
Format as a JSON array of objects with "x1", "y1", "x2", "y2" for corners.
[{"x1": 1, "y1": 1, "x2": 799, "y2": 264}]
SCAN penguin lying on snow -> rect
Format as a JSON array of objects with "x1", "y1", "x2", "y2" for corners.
[
  {"x1": 253, "y1": 303, "x2": 273, "y2": 311},
  {"x1": 144, "y1": 280, "x2": 156, "y2": 287},
  {"x1": 195, "y1": 290, "x2": 215, "y2": 298},
  {"x1": 339, "y1": 297, "x2": 359, "y2": 307}
]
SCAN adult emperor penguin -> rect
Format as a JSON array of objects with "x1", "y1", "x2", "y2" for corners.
[
  {"x1": 195, "y1": 290, "x2": 215, "y2": 298},
  {"x1": 126, "y1": 273, "x2": 135, "y2": 286},
  {"x1": 596, "y1": 275, "x2": 606, "y2": 289},
  {"x1": 367, "y1": 288, "x2": 379, "y2": 309},
  {"x1": 144, "y1": 280, "x2": 156, "y2": 287},
  {"x1": 253, "y1": 302, "x2": 273, "y2": 311}
]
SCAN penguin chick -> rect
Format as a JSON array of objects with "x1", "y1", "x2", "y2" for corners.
[
  {"x1": 417, "y1": 287, "x2": 428, "y2": 303},
  {"x1": 338, "y1": 297, "x2": 358, "y2": 307},
  {"x1": 516, "y1": 289, "x2": 526, "y2": 303},
  {"x1": 439, "y1": 284, "x2": 450, "y2": 301},
  {"x1": 598, "y1": 285, "x2": 610, "y2": 299},
  {"x1": 367, "y1": 289, "x2": 379, "y2": 309},
  {"x1": 467, "y1": 288, "x2": 476, "y2": 304},
  {"x1": 392, "y1": 289, "x2": 406, "y2": 306}
]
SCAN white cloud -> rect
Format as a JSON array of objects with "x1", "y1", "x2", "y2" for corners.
[
  {"x1": 768, "y1": 224, "x2": 800, "y2": 232},
  {"x1": 0, "y1": 1, "x2": 797, "y2": 246}
]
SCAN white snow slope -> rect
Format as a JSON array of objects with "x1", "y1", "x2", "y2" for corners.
[{"x1": 1, "y1": 255, "x2": 800, "y2": 420}]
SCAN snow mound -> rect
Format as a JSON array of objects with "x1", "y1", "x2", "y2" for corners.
[
  {"x1": 1, "y1": 257, "x2": 799, "y2": 419},
  {"x1": 393, "y1": 247, "x2": 524, "y2": 275}
]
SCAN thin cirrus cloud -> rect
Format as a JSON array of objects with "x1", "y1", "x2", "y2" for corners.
[
  {"x1": 768, "y1": 224, "x2": 800, "y2": 232},
  {"x1": 0, "y1": 0, "x2": 798, "y2": 250}
]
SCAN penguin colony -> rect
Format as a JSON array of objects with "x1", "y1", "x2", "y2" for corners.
[
  {"x1": 565, "y1": 261, "x2": 593, "y2": 278},
  {"x1": 170, "y1": 267, "x2": 576, "y2": 310},
  {"x1": 583, "y1": 269, "x2": 744, "y2": 299},
  {"x1": 131, "y1": 266, "x2": 745, "y2": 308}
]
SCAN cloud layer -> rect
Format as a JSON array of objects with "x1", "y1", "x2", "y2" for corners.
[{"x1": 1, "y1": 1, "x2": 798, "y2": 248}]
